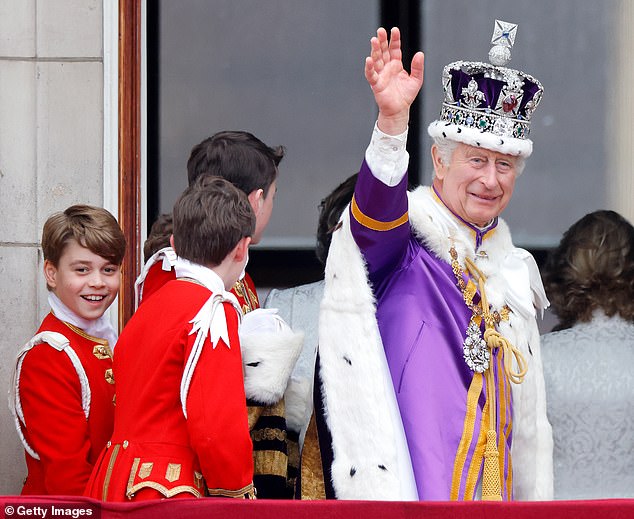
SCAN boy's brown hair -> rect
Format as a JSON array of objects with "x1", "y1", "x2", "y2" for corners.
[
  {"x1": 42, "y1": 205, "x2": 126, "y2": 266},
  {"x1": 143, "y1": 212, "x2": 173, "y2": 262},
  {"x1": 172, "y1": 176, "x2": 255, "y2": 266},
  {"x1": 186, "y1": 130, "x2": 284, "y2": 197}
]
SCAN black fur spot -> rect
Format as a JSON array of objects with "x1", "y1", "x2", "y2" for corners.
[
  {"x1": 500, "y1": 139, "x2": 504, "y2": 145},
  {"x1": 442, "y1": 132, "x2": 447, "y2": 138},
  {"x1": 378, "y1": 464, "x2": 387, "y2": 471},
  {"x1": 476, "y1": 142, "x2": 481, "y2": 146},
  {"x1": 456, "y1": 128, "x2": 462, "y2": 133},
  {"x1": 247, "y1": 362, "x2": 260, "y2": 367},
  {"x1": 350, "y1": 467, "x2": 356, "y2": 477},
  {"x1": 343, "y1": 356, "x2": 352, "y2": 366}
]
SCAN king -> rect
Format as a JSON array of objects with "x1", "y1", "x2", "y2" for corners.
[{"x1": 301, "y1": 20, "x2": 553, "y2": 502}]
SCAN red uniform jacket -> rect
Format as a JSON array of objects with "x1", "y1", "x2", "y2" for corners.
[
  {"x1": 86, "y1": 280, "x2": 253, "y2": 501},
  {"x1": 14, "y1": 313, "x2": 115, "y2": 495}
]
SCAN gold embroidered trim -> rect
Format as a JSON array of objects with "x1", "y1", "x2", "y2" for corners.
[
  {"x1": 496, "y1": 354, "x2": 507, "y2": 495},
  {"x1": 233, "y1": 280, "x2": 245, "y2": 298},
  {"x1": 126, "y1": 458, "x2": 201, "y2": 499},
  {"x1": 127, "y1": 481, "x2": 202, "y2": 499},
  {"x1": 252, "y1": 427, "x2": 287, "y2": 442},
  {"x1": 61, "y1": 320, "x2": 108, "y2": 346},
  {"x1": 247, "y1": 405, "x2": 264, "y2": 430},
  {"x1": 138, "y1": 462, "x2": 153, "y2": 479},
  {"x1": 464, "y1": 390, "x2": 490, "y2": 499},
  {"x1": 101, "y1": 443, "x2": 120, "y2": 501},
  {"x1": 503, "y1": 354, "x2": 514, "y2": 498},
  {"x1": 246, "y1": 284, "x2": 259, "y2": 309},
  {"x1": 300, "y1": 414, "x2": 326, "y2": 500},
  {"x1": 287, "y1": 436, "x2": 300, "y2": 474},
  {"x1": 207, "y1": 482, "x2": 255, "y2": 499},
  {"x1": 253, "y1": 449, "x2": 288, "y2": 478},
  {"x1": 350, "y1": 195, "x2": 408, "y2": 232},
  {"x1": 450, "y1": 372, "x2": 483, "y2": 500},
  {"x1": 233, "y1": 279, "x2": 258, "y2": 314},
  {"x1": 507, "y1": 441, "x2": 514, "y2": 498},
  {"x1": 165, "y1": 463, "x2": 181, "y2": 483},
  {"x1": 126, "y1": 458, "x2": 141, "y2": 499},
  {"x1": 177, "y1": 277, "x2": 205, "y2": 287},
  {"x1": 61, "y1": 321, "x2": 109, "y2": 345}
]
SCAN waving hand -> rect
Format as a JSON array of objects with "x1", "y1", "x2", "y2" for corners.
[{"x1": 365, "y1": 27, "x2": 424, "y2": 136}]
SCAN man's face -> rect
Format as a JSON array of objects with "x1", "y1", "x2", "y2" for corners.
[
  {"x1": 250, "y1": 179, "x2": 277, "y2": 245},
  {"x1": 44, "y1": 239, "x2": 121, "y2": 321},
  {"x1": 432, "y1": 143, "x2": 518, "y2": 227}
]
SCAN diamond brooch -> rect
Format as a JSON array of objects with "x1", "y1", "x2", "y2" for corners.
[{"x1": 463, "y1": 319, "x2": 490, "y2": 373}]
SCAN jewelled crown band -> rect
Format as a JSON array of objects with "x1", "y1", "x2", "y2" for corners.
[{"x1": 428, "y1": 20, "x2": 544, "y2": 159}]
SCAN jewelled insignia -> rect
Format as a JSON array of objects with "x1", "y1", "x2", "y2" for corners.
[
  {"x1": 461, "y1": 79, "x2": 485, "y2": 109},
  {"x1": 463, "y1": 319, "x2": 490, "y2": 373},
  {"x1": 104, "y1": 368, "x2": 115, "y2": 385},
  {"x1": 488, "y1": 21, "x2": 517, "y2": 66},
  {"x1": 493, "y1": 117, "x2": 514, "y2": 137},
  {"x1": 490, "y1": 19, "x2": 518, "y2": 49}
]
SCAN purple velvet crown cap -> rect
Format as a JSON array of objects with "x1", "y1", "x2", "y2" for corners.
[{"x1": 428, "y1": 20, "x2": 544, "y2": 159}]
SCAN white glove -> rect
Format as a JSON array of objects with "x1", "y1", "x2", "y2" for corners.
[{"x1": 239, "y1": 307, "x2": 292, "y2": 337}]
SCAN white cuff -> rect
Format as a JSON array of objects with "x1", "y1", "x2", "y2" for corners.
[{"x1": 364, "y1": 122, "x2": 409, "y2": 187}]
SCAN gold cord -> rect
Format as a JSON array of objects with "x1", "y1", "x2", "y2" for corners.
[{"x1": 458, "y1": 254, "x2": 528, "y2": 500}]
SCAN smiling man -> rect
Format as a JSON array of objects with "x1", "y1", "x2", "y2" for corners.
[{"x1": 307, "y1": 23, "x2": 553, "y2": 502}]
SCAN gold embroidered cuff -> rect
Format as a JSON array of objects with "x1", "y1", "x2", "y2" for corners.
[
  {"x1": 351, "y1": 195, "x2": 408, "y2": 231},
  {"x1": 208, "y1": 482, "x2": 256, "y2": 499}
]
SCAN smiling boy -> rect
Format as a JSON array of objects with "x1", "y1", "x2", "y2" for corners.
[{"x1": 9, "y1": 205, "x2": 126, "y2": 495}]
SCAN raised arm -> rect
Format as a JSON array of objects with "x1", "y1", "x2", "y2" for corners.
[
  {"x1": 365, "y1": 27, "x2": 424, "y2": 135},
  {"x1": 349, "y1": 28, "x2": 424, "y2": 276}
]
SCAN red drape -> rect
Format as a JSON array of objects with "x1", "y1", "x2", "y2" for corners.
[{"x1": 1, "y1": 495, "x2": 634, "y2": 519}]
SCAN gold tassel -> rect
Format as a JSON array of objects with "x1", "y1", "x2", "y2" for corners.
[{"x1": 481, "y1": 429, "x2": 502, "y2": 501}]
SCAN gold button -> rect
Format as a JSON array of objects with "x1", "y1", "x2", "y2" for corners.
[
  {"x1": 107, "y1": 441, "x2": 112, "y2": 448},
  {"x1": 93, "y1": 345, "x2": 111, "y2": 360},
  {"x1": 105, "y1": 368, "x2": 115, "y2": 385},
  {"x1": 123, "y1": 440, "x2": 129, "y2": 449}
]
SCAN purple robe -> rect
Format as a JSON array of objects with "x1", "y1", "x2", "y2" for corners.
[{"x1": 350, "y1": 160, "x2": 513, "y2": 500}]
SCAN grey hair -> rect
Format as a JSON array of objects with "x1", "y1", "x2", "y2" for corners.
[{"x1": 431, "y1": 136, "x2": 526, "y2": 176}]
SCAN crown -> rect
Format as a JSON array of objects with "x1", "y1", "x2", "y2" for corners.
[{"x1": 428, "y1": 20, "x2": 544, "y2": 158}]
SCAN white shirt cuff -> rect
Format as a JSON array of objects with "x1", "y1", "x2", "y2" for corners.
[{"x1": 364, "y1": 122, "x2": 409, "y2": 187}]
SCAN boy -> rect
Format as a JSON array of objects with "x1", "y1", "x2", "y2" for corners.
[
  {"x1": 136, "y1": 130, "x2": 283, "y2": 313},
  {"x1": 9, "y1": 205, "x2": 126, "y2": 495},
  {"x1": 135, "y1": 131, "x2": 302, "y2": 498},
  {"x1": 86, "y1": 176, "x2": 257, "y2": 500}
]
